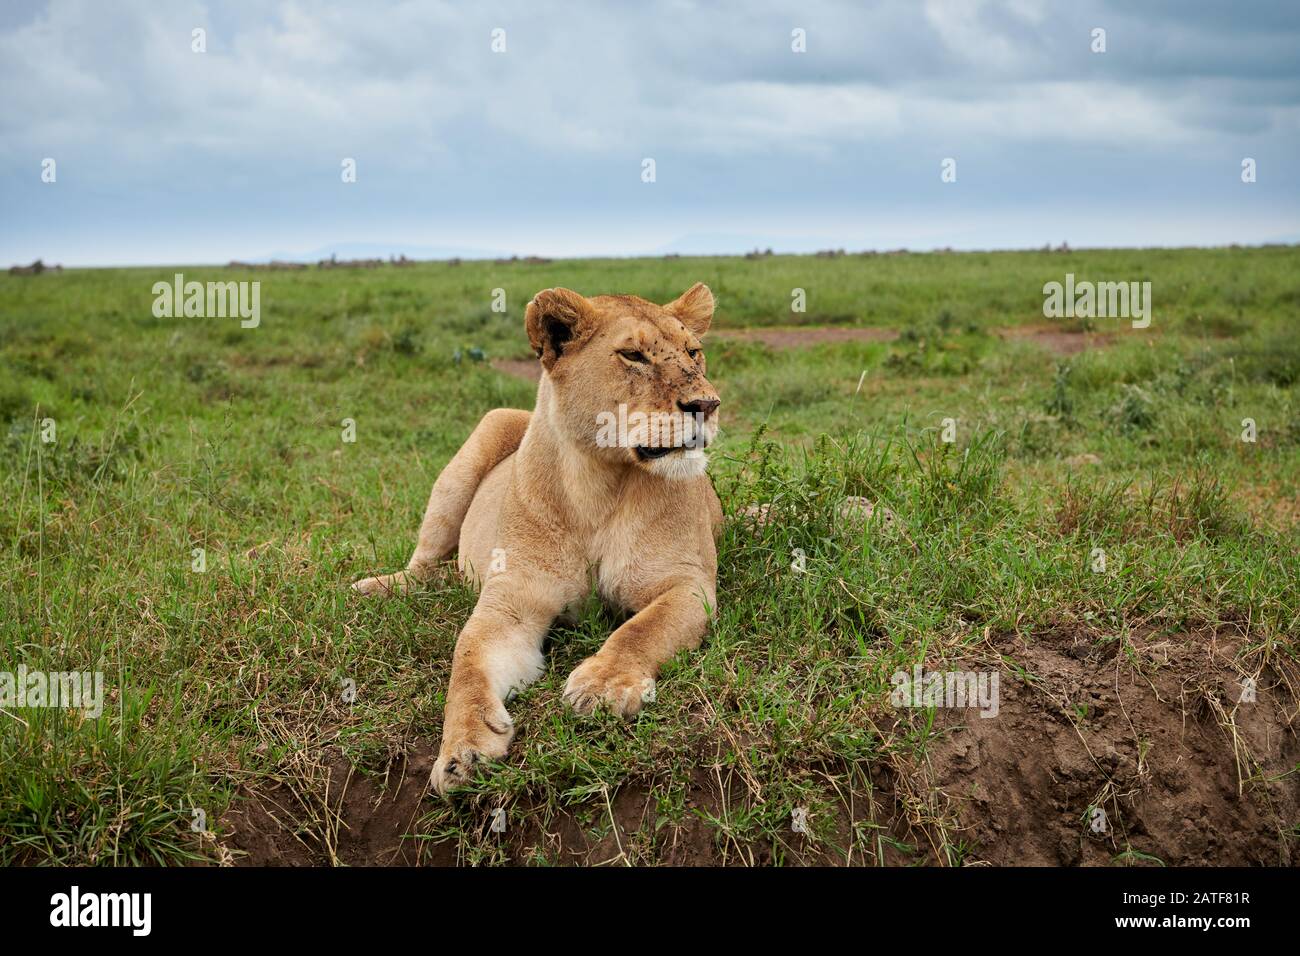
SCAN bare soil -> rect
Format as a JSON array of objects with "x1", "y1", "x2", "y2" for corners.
[{"x1": 927, "y1": 626, "x2": 1298, "y2": 866}]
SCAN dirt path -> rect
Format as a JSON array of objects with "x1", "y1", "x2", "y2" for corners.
[
  {"x1": 996, "y1": 324, "x2": 1118, "y2": 355},
  {"x1": 491, "y1": 358, "x2": 541, "y2": 382},
  {"x1": 715, "y1": 327, "x2": 899, "y2": 349}
]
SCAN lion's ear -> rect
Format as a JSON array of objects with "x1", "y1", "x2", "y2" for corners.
[
  {"x1": 525, "y1": 287, "x2": 594, "y2": 370},
  {"x1": 666, "y1": 282, "x2": 714, "y2": 336}
]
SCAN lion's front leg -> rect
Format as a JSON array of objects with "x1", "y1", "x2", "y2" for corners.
[
  {"x1": 431, "y1": 583, "x2": 570, "y2": 795},
  {"x1": 564, "y1": 580, "x2": 714, "y2": 717}
]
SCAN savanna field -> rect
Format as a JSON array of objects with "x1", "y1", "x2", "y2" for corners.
[{"x1": 2, "y1": 246, "x2": 1298, "y2": 866}]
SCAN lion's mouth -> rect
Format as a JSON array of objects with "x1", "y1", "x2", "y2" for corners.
[
  {"x1": 634, "y1": 445, "x2": 679, "y2": 461},
  {"x1": 634, "y1": 440, "x2": 708, "y2": 462}
]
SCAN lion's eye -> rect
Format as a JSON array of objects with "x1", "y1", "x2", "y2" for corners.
[{"x1": 618, "y1": 349, "x2": 649, "y2": 363}]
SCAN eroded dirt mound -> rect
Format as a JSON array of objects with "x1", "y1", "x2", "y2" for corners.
[
  {"x1": 924, "y1": 628, "x2": 1299, "y2": 866},
  {"x1": 223, "y1": 627, "x2": 1297, "y2": 867},
  {"x1": 225, "y1": 745, "x2": 451, "y2": 866},
  {"x1": 224, "y1": 753, "x2": 858, "y2": 866}
]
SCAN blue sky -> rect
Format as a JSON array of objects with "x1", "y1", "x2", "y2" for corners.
[{"x1": 2, "y1": 0, "x2": 1298, "y2": 266}]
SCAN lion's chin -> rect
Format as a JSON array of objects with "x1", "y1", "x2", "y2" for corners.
[{"x1": 638, "y1": 447, "x2": 710, "y2": 480}]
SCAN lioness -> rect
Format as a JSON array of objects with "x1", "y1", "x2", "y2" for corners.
[{"x1": 353, "y1": 283, "x2": 722, "y2": 794}]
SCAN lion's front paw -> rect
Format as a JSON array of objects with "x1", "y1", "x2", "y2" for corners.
[
  {"x1": 563, "y1": 653, "x2": 655, "y2": 717},
  {"x1": 350, "y1": 572, "x2": 411, "y2": 597},
  {"x1": 430, "y1": 700, "x2": 514, "y2": 796}
]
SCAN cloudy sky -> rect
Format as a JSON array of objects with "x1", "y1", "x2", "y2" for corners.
[{"x1": 2, "y1": 0, "x2": 1297, "y2": 266}]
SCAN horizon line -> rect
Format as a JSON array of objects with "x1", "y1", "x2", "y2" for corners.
[{"x1": 8, "y1": 239, "x2": 1299, "y2": 272}]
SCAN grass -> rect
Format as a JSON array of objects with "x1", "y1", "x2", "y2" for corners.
[{"x1": 1, "y1": 246, "x2": 1298, "y2": 865}]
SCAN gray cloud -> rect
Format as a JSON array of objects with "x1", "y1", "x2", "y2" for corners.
[{"x1": 1, "y1": 0, "x2": 1297, "y2": 264}]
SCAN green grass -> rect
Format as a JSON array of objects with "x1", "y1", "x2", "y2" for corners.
[{"x1": 1, "y1": 246, "x2": 1298, "y2": 864}]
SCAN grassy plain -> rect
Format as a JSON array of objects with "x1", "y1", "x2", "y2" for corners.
[{"x1": 1, "y1": 245, "x2": 1297, "y2": 864}]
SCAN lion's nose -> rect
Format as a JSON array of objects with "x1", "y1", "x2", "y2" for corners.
[{"x1": 678, "y1": 398, "x2": 720, "y2": 418}]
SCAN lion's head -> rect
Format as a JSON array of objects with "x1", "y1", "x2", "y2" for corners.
[{"x1": 524, "y1": 283, "x2": 721, "y2": 480}]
